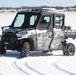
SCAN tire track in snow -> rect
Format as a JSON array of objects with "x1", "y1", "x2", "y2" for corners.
[
  {"x1": 25, "y1": 62, "x2": 45, "y2": 75},
  {"x1": 21, "y1": 57, "x2": 65, "y2": 75},
  {"x1": 23, "y1": 56, "x2": 68, "y2": 75},
  {"x1": 51, "y1": 55, "x2": 76, "y2": 75},
  {"x1": 1, "y1": 51, "x2": 76, "y2": 75},
  {"x1": 0, "y1": 57, "x2": 22, "y2": 75},
  {"x1": 12, "y1": 60, "x2": 30, "y2": 75},
  {"x1": 53, "y1": 62, "x2": 76, "y2": 75},
  {"x1": 12, "y1": 59, "x2": 45, "y2": 75}
]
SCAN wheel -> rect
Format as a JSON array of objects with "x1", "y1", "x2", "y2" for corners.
[
  {"x1": 67, "y1": 43, "x2": 75, "y2": 56},
  {"x1": 0, "y1": 42, "x2": 6, "y2": 54},
  {"x1": 63, "y1": 44, "x2": 68, "y2": 55},
  {"x1": 63, "y1": 43, "x2": 75, "y2": 56},
  {"x1": 0, "y1": 47, "x2": 6, "y2": 54},
  {"x1": 21, "y1": 42, "x2": 30, "y2": 58}
]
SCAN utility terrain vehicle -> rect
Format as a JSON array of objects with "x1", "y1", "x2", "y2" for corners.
[{"x1": 0, "y1": 8, "x2": 76, "y2": 57}]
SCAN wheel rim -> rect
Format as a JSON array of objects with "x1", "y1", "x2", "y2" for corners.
[
  {"x1": 68, "y1": 45, "x2": 74, "y2": 54},
  {"x1": 63, "y1": 43, "x2": 75, "y2": 56}
]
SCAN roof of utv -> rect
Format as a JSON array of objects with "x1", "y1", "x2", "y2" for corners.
[{"x1": 18, "y1": 8, "x2": 64, "y2": 15}]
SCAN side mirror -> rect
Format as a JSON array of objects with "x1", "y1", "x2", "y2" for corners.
[{"x1": 1, "y1": 25, "x2": 11, "y2": 30}]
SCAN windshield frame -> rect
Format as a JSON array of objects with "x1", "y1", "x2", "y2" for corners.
[{"x1": 11, "y1": 12, "x2": 40, "y2": 29}]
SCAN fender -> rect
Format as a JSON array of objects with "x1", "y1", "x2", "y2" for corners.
[{"x1": 21, "y1": 38, "x2": 35, "y2": 51}]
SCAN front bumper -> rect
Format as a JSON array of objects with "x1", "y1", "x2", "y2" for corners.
[{"x1": 2, "y1": 32, "x2": 18, "y2": 50}]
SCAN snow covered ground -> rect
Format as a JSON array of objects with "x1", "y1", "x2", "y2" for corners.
[
  {"x1": 0, "y1": 12, "x2": 76, "y2": 75},
  {"x1": 0, "y1": 50, "x2": 76, "y2": 75}
]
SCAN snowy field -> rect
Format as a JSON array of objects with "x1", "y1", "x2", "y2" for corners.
[
  {"x1": 0, "y1": 12, "x2": 76, "y2": 75},
  {"x1": 0, "y1": 12, "x2": 16, "y2": 35}
]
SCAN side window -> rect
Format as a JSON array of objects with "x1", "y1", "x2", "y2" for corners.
[
  {"x1": 38, "y1": 15, "x2": 51, "y2": 29},
  {"x1": 55, "y1": 15, "x2": 64, "y2": 28},
  {"x1": 30, "y1": 15, "x2": 37, "y2": 26}
]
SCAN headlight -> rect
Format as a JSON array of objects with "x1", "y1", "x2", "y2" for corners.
[
  {"x1": 16, "y1": 31, "x2": 28, "y2": 38},
  {"x1": 18, "y1": 31, "x2": 28, "y2": 35},
  {"x1": 16, "y1": 34, "x2": 22, "y2": 38}
]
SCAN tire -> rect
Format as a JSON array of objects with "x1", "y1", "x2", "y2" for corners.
[
  {"x1": 21, "y1": 42, "x2": 30, "y2": 58},
  {"x1": 0, "y1": 48, "x2": 6, "y2": 54},
  {"x1": 63, "y1": 43, "x2": 75, "y2": 56},
  {"x1": 0, "y1": 42, "x2": 6, "y2": 54},
  {"x1": 63, "y1": 44, "x2": 68, "y2": 55}
]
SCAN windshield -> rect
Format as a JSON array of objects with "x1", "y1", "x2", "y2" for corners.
[{"x1": 11, "y1": 12, "x2": 39, "y2": 29}]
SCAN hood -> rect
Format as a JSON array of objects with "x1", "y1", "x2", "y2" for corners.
[
  {"x1": 4, "y1": 28, "x2": 23, "y2": 33},
  {"x1": 3, "y1": 27, "x2": 34, "y2": 33}
]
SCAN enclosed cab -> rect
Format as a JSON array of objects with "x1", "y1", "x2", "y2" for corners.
[{"x1": 0, "y1": 8, "x2": 75, "y2": 57}]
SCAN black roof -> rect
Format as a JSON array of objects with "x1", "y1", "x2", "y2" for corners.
[{"x1": 18, "y1": 8, "x2": 64, "y2": 15}]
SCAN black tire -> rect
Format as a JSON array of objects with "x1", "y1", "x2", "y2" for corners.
[
  {"x1": 21, "y1": 42, "x2": 30, "y2": 58},
  {"x1": 63, "y1": 44, "x2": 68, "y2": 55},
  {"x1": 0, "y1": 35, "x2": 6, "y2": 54},
  {"x1": 0, "y1": 48, "x2": 6, "y2": 54},
  {"x1": 0, "y1": 43, "x2": 6, "y2": 54},
  {"x1": 63, "y1": 43, "x2": 75, "y2": 56}
]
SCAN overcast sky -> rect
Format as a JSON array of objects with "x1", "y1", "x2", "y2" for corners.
[{"x1": 0, "y1": 0, "x2": 76, "y2": 7}]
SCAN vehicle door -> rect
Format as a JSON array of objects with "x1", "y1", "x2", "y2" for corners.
[
  {"x1": 36, "y1": 15, "x2": 53, "y2": 50},
  {"x1": 50, "y1": 14, "x2": 64, "y2": 50}
]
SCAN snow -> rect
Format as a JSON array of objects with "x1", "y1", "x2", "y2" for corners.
[
  {"x1": 0, "y1": 12, "x2": 76, "y2": 75},
  {"x1": 0, "y1": 50, "x2": 76, "y2": 75}
]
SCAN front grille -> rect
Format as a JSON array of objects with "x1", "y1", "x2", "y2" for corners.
[
  {"x1": 2, "y1": 32, "x2": 18, "y2": 50},
  {"x1": 2, "y1": 32, "x2": 17, "y2": 43}
]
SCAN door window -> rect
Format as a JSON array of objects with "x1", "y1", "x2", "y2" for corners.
[
  {"x1": 54, "y1": 15, "x2": 64, "y2": 28},
  {"x1": 30, "y1": 15, "x2": 37, "y2": 26},
  {"x1": 38, "y1": 16, "x2": 51, "y2": 29}
]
